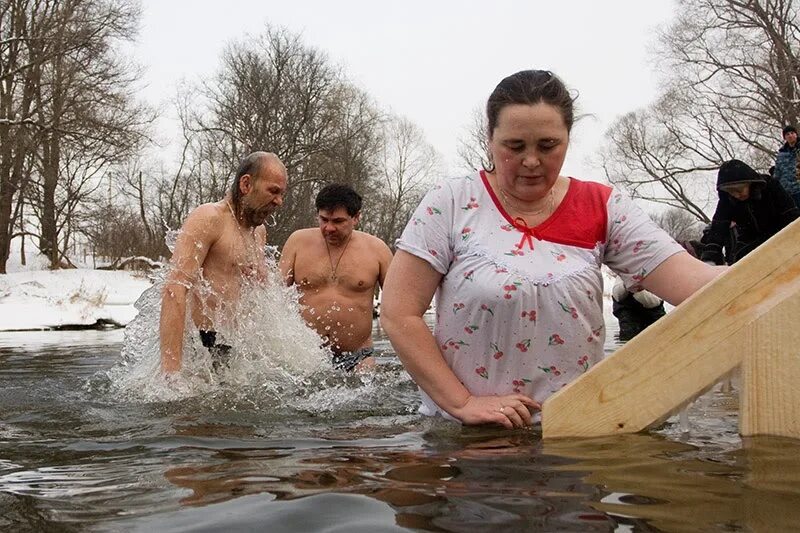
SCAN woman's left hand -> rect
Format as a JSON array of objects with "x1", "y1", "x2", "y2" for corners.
[{"x1": 453, "y1": 394, "x2": 541, "y2": 429}]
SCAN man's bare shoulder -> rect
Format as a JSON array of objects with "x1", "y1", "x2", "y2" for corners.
[
  {"x1": 356, "y1": 231, "x2": 392, "y2": 252},
  {"x1": 179, "y1": 201, "x2": 227, "y2": 242},
  {"x1": 185, "y1": 201, "x2": 226, "y2": 225}
]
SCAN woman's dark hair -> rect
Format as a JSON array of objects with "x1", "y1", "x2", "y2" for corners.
[
  {"x1": 315, "y1": 183, "x2": 362, "y2": 217},
  {"x1": 486, "y1": 70, "x2": 575, "y2": 137}
]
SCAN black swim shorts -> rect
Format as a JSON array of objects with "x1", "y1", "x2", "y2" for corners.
[
  {"x1": 199, "y1": 330, "x2": 232, "y2": 371},
  {"x1": 332, "y1": 347, "x2": 374, "y2": 372}
]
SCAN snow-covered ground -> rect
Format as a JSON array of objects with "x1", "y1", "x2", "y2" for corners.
[
  {"x1": 0, "y1": 255, "x2": 621, "y2": 333},
  {"x1": 0, "y1": 269, "x2": 153, "y2": 331}
]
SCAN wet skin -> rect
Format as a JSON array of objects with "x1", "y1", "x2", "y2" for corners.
[
  {"x1": 279, "y1": 208, "x2": 392, "y2": 358},
  {"x1": 160, "y1": 155, "x2": 287, "y2": 373}
]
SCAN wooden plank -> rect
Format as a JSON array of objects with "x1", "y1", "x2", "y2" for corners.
[
  {"x1": 542, "y1": 219, "x2": 800, "y2": 439},
  {"x1": 740, "y1": 290, "x2": 800, "y2": 438}
]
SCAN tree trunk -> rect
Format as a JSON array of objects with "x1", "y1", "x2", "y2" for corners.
[
  {"x1": 38, "y1": 130, "x2": 60, "y2": 268},
  {"x1": 0, "y1": 183, "x2": 13, "y2": 274}
]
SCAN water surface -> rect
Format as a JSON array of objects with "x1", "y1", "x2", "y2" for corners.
[{"x1": 1, "y1": 320, "x2": 799, "y2": 532}]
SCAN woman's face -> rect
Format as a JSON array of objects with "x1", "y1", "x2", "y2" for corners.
[{"x1": 489, "y1": 103, "x2": 569, "y2": 201}]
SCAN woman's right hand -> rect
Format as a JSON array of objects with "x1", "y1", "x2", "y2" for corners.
[{"x1": 452, "y1": 394, "x2": 541, "y2": 429}]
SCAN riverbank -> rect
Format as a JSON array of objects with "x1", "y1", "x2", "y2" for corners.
[
  {"x1": 0, "y1": 263, "x2": 621, "y2": 332},
  {"x1": 0, "y1": 269, "x2": 153, "y2": 331}
]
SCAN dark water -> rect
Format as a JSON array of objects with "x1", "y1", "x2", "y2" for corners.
[{"x1": 1, "y1": 319, "x2": 800, "y2": 532}]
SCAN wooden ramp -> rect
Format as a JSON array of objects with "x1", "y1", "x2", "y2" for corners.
[{"x1": 542, "y1": 219, "x2": 800, "y2": 439}]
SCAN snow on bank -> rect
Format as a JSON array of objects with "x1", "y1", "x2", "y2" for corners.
[
  {"x1": 0, "y1": 269, "x2": 153, "y2": 331},
  {"x1": 0, "y1": 265, "x2": 622, "y2": 332}
]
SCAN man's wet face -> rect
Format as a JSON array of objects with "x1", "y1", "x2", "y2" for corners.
[
  {"x1": 242, "y1": 169, "x2": 286, "y2": 227},
  {"x1": 317, "y1": 207, "x2": 358, "y2": 245}
]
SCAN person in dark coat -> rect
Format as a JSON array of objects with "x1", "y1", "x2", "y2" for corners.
[
  {"x1": 611, "y1": 277, "x2": 666, "y2": 341},
  {"x1": 700, "y1": 159, "x2": 799, "y2": 265},
  {"x1": 699, "y1": 223, "x2": 738, "y2": 265},
  {"x1": 774, "y1": 125, "x2": 800, "y2": 206}
]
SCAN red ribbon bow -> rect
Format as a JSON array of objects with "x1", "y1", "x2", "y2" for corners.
[{"x1": 513, "y1": 217, "x2": 540, "y2": 251}]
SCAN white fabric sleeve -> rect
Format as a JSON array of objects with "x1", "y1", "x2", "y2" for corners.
[
  {"x1": 395, "y1": 180, "x2": 456, "y2": 274},
  {"x1": 603, "y1": 189, "x2": 685, "y2": 291}
]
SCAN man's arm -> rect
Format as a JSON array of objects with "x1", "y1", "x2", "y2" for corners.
[
  {"x1": 160, "y1": 205, "x2": 220, "y2": 373},
  {"x1": 278, "y1": 232, "x2": 299, "y2": 286}
]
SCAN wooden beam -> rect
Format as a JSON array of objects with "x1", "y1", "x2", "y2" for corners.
[
  {"x1": 740, "y1": 290, "x2": 800, "y2": 438},
  {"x1": 542, "y1": 219, "x2": 800, "y2": 439}
]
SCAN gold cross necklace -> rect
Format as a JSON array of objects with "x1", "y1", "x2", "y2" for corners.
[{"x1": 325, "y1": 234, "x2": 352, "y2": 281}]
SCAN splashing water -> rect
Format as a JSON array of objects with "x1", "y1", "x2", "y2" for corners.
[
  {"x1": 97, "y1": 235, "x2": 337, "y2": 404},
  {"x1": 88, "y1": 228, "x2": 417, "y2": 421}
]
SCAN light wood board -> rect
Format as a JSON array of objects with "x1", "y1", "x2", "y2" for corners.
[{"x1": 542, "y1": 219, "x2": 800, "y2": 439}]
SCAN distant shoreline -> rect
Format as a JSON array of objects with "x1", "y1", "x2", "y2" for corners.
[{"x1": 0, "y1": 269, "x2": 152, "y2": 332}]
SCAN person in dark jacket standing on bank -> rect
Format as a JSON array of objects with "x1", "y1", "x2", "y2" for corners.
[
  {"x1": 774, "y1": 125, "x2": 800, "y2": 206},
  {"x1": 700, "y1": 159, "x2": 799, "y2": 265},
  {"x1": 611, "y1": 277, "x2": 666, "y2": 341}
]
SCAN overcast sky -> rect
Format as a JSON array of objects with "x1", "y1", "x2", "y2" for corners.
[{"x1": 134, "y1": 0, "x2": 677, "y2": 183}]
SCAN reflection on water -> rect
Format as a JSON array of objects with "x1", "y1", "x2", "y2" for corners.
[{"x1": 1, "y1": 311, "x2": 800, "y2": 532}]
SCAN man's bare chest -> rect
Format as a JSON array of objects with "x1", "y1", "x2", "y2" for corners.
[
  {"x1": 207, "y1": 233, "x2": 266, "y2": 280},
  {"x1": 293, "y1": 252, "x2": 377, "y2": 293}
]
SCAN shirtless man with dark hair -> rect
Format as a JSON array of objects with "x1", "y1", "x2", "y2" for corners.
[
  {"x1": 160, "y1": 152, "x2": 288, "y2": 373},
  {"x1": 279, "y1": 184, "x2": 393, "y2": 371}
]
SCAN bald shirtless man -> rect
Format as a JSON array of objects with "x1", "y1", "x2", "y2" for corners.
[
  {"x1": 279, "y1": 184, "x2": 393, "y2": 371},
  {"x1": 160, "y1": 152, "x2": 288, "y2": 373}
]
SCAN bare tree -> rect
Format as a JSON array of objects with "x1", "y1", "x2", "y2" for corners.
[
  {"x1": 652, "y1": 207, "x2": 704, "y2": 242},
  {"x1": 183, "y1": 25, "x2": 384, "y2": 246},
  {"x1": 151, "y1": 87, "x2": 209, "y2": 238},
  {"x1": 29, "y1": 0, "x2": 149, "y2": 267},
  {"x1": 83, "y1": 154, "x2": 189, "y2": 264},
  {"x1": 0, "y1": 0, "x2": 151, "y2": 271},
  {"x1": 599, "y1": 89, "x2": 726, "y2": 223},
  {"x1": 456, "y1": 106, "x2": 491, "y2": 173},
  {"x1": 657, "y1": 0, "x2": 800, "y2": 155},
  {"x1": 0, "y1": 0, "x2": 39, "y2": 273},
  {"x1": 362, "y1": 115, "x2": 441, "y2": 245},
  {"x1": 599, "y1": 0, "x2": 800, "y2": 221}
]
